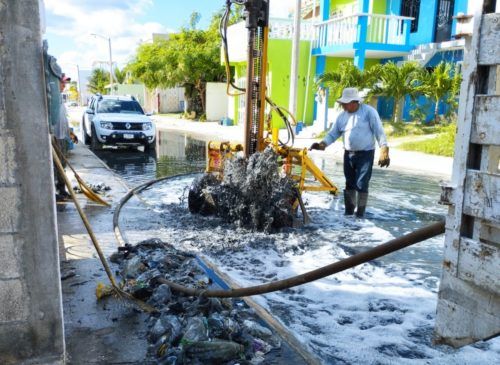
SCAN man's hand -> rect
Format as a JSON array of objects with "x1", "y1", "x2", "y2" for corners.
[
  {"x1": 378, "y1": 146, "x2": 390, "y2": 167},
  {"x1": 309, "y1": 141, "x2": 326, "y2": 151},
  {"x1": 70, "y1": 131, "x2": 78, "y2": 144}
]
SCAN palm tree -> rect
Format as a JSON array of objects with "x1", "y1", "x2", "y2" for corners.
[
  {"x1": 113, "y1": 67, "x2": 126, "y2": 84},
  {"x1": 87, "y1": 68, "x2": 109, "y2": 94},
  {"x1": 418, "y1": 62, "x2": 461, "y2": 123},
  {"x1": 372, "y1": 61, "x2": 424, "y2": 123},
  {"x1": 317, "y1": 61, "x2": 382, "y2": 103}
]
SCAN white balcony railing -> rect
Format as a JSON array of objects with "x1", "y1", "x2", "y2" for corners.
[
  {"x1": 313, "y1": 13, "x2": 414, "y2": 49},
  {"x1": 268, "y1": 17, "x2": 316, "y2": 40}
]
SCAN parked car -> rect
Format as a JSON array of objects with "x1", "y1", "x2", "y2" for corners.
[
  {"x1": 82, "y1": 94, "x2": 155, "y2": 151},
  {"x1": 65, "y1": 101, "x2": 78, "y2": 107}
]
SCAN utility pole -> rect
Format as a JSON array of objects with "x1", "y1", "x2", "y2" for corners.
[
  {"x1": 107, "y1": 36, "x2": 114, "y2": 94},
  {"x1": 289, "y1": 0, "x2": 301, "y2": 118},
  {"x1": 91, "y1": 33, "x2": 114, "y2": 94},
  {"x1": 76, "y1": 64, "x2": 82, "y2": 105}
]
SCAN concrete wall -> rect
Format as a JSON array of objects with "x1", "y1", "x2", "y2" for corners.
[
  {"x1": 114, "y1": 84, "x2": 147, "y2": 106},
  {"x1": 143, "y1": 87, "x2": 185, "y2": 114},
  {"x1": 0, "y1": 1, "x2": 65, "y2": 364},
  {"x1": 206, "y1": 83, "x2": 228, "y2": 121},
  {"x1": 156, "y1": 87, "x2": 185, "y2": 114}
]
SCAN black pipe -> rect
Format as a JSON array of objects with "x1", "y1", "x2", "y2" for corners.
[
  {"x1": 113, "y1": 174, "x2": 445, "y2": 299},
  {"x1": 157, "y1": 221, "x2": 445, "y2": 298}
]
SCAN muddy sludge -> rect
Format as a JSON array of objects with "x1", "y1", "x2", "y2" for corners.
[{"x1": 188, "y1": 148, "x2": 299, "y2": 232}]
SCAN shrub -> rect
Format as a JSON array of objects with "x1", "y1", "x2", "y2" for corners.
[{"x1": 398, "y1": 123, "x2": 456, "y2": 156}]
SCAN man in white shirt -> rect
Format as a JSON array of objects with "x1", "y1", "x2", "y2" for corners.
[
  {"x1": 53, "y1": 73, "x2": 71, "y2": 200},
  {"x1": 310, "y1": 88, "x2": 390, "y2": 217}
]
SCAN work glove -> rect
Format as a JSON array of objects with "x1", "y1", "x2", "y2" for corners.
[
  {"x1": 378, "y1": 146, "x2": 390, "y2": 168},
  {"x1": 70, "y1": 131, "x2": 78, "y2": 144},
  {"x1": 309, "y1": 141, "x2": 326, "y2": 151}
]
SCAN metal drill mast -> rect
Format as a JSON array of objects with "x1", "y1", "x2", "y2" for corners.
[{"x1": 242, "y1": 0, "x2": 269, "y2": 157}]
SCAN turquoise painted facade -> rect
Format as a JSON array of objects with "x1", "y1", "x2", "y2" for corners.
[
  {"x1": 225, "y1": 0, "x2": 468, "y2": 127},
  {"x1": 313, "y1": 0, "x2": 468, "y2": 123}
]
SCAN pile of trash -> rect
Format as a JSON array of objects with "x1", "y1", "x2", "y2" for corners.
[
  {"x1": 109, "y1": 239, "x2": 282, "y2": 364},
  {"x1": 188, "y1": 148, "x2": 298, "y2": 232},
  {"x1": 73, "y1": 182, "x2": 111, "y2": 194}
]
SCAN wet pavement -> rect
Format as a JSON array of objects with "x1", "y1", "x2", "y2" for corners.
[
  {"x1": 60, "y1": 111, "x2": 498, "y2": 364},
  {"x1": 91, "y1": 130, "x2": 499, "y2": 364}
]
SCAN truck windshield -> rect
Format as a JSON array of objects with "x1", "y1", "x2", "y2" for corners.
[{"x1": 97, "y1": 100, "x2": 144, "y2": 114}]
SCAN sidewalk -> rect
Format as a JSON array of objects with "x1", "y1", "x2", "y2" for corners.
[
  {"x1": 57, "y1": 144, "x2": 150, "y2": 364},
  {"x1": 152, "y1": 115, "x2": 453, "y2": 179}
]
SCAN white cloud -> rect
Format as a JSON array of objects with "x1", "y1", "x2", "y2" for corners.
[{"x1": 44, "y1": 0, "x2": 170, "y2": 77}]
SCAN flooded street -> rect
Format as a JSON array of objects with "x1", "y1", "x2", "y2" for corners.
[
  {"x1": 96, "y1": 130, "x2": 499, "y2": 364},
  {"x1": 97, "y1": 130, "x2": 448, "y2": 278}
]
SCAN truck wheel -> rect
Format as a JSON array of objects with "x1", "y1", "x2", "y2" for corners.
[
  {"x1": 83, "y1": 119, "x2": 91, "y2": 145},
  {"x1": 90, "y1": 124, "x2": 103, "y2": 151}
]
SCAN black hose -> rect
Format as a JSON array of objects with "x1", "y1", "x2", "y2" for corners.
[{"x1": 113, "y1": 174, "x2": 445, "y2": 298}]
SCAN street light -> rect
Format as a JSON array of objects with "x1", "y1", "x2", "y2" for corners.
[
  {"x1": 75, "y1": 64, "x2": 82, "y2": 105},
  {"x1": 91, "y1": 33, "x2": 114, "y2": 94}
]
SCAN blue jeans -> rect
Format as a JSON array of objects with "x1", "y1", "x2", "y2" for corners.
[{"x1": 343, "y1": 150, "x2": 374, "y2": 193}]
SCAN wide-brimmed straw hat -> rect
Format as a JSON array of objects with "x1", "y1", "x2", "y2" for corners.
[{"x1": 337, "y1": 87, "x2": 363, "y2": 103}]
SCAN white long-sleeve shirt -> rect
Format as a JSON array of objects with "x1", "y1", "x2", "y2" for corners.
[
  {"x1": 54, "y1": 102, "x2": 69, "y2": 140},
  {"x1": 322, "y1": 103, "x2": 388, "y2": 151}
]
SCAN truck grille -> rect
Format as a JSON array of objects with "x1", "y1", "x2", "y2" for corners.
[{"x1": 111, "y1": 122, "x2": 143, "y2": 131}]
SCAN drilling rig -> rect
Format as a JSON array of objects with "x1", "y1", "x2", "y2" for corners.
[{"x1": 189, "y1": 0, "x2": 338, "y2": 221}]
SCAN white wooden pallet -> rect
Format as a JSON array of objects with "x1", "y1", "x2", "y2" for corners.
[{"x1": 435, "y1": 2, "x2": 500, "y2": 347}]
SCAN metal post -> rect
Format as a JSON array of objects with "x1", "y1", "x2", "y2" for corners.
[
  {"x1": 108, "y1": 37, "x2": 114, "y2": 94},
  {"x1": 76, "y1": 64, "x2": 82, "y2": 105},
  {"x1": 289, "y1": 0, "x2": 301, "y2": 117}
]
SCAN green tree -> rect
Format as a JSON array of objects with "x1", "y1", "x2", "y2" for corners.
[
  {"x1": 113, "y1": 67, "x2": 126, "y2": 84},
  {"x1": 126, "y1": 40, "x2": 170, "y2": 89},
  {"x1": 418, "y1": 62, "x2": 462, "y2": 123},
  {"x1": 372, "y1": 61, "x2": 424, "y2": 123},
  {"x1": 87, "y1": 68, "x2": 109, "y2": 94},
  {"x1": 317, "y1": 61, "x2": 382, "y2": 103},
  {"x1": 68, "y1": 83, "x2": 79, "y2": 102},
  {"x1": 127, "y1": 11, "x2": 226, "y2": 116}
]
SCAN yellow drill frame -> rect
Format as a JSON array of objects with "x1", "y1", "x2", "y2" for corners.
[
  {"x1": 276, "y1": 146, "x2": 338, "y2": 195},
  {"x1": 206, "y1": 140, "x2": 338, "y2": 196}
]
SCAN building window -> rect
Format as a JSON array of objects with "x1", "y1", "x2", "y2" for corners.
[{"x1": 401, "y1": 0, "x2": 420, "y2": 33}]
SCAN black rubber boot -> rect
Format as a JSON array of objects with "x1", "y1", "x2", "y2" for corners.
[
  {"x1": 344, "y1": 189, "x2": 356, "y2": 215},
  {"x1": 356, "y1": 192, "x2": 369, "y2": 217}
]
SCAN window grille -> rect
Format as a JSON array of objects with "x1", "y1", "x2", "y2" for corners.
[{"x1": 401, "y1": 0, "x2": 420, "y2": 33}]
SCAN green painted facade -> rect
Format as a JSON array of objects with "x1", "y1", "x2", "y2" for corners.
[
  {"x1": 329, "y1": 0, "x2": 387, "y2": 14},
  {"x1": 113, "y1": 84, "x2": 146, "y2": 106},
  {"x1": 231, "y1": 39, "x2": 316, "y2": 129}
]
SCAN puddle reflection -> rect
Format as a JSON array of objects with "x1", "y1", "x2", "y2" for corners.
[{"x1": 94, "y1": 130, "x2": 206, "y2": 185}]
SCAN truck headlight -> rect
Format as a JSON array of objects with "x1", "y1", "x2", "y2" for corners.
[
  {"x1": 142, "y1": 122, "x2": 153, "y2": 131},
  {"x1": 100, "y1": 121, "x2": 114, "y2": 129}
]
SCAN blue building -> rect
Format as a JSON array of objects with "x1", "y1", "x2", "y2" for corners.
[{"x1": 310, "y1": 0, "x2": 468, "y2": 123}]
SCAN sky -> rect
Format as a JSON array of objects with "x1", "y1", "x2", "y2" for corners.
[{"x1": 42, "y1": 0, "x2": 293, "y2": 82}]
